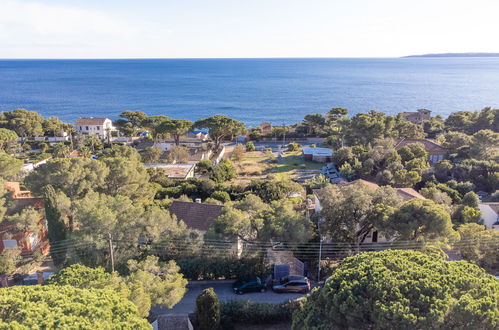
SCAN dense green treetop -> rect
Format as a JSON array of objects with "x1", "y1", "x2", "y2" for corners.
[
  {"x1": 0, "y1": 109, "x2": 44, "y2": 138},
  {"x1": 194, "y1": 115, "x2": 245, "y2": 150},
  {"x1": 157, "y1": 119, "x2": 193, "y2": 145},
  {"x1": 0, "y1": 128, "x2": 18, "y2": 151},
  {"x1": 0, "y1": 285, "x2": 150, "y2": 329},
  {"x1": 292, "y1": 250, "x2": 499, "y2": 330},
  {"x1": 0, "y1": 152, "x2": 23, "y2": 181}
]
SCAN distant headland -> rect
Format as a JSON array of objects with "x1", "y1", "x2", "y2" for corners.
[{"x1": 404, "y1": 52, "x2": 499, "y2": 58}]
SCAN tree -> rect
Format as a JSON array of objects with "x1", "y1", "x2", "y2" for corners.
[
  {"x1": 455, "y1": 223, "x2": 499, "y2": 272},
  {"x1": 303, "y1": 113, "x2": 326, "y2": 135},
  {"x1": 445, "y1": 111, "x2": 478, "y2": 134},
  {"x1": 245, "y1": 141, "x2": 255, "y2": 152},
  {"x1": 438, "y1": 131, "x2": 472, "y2": 155},
  {"x1": 0, "y1": 285, "x2": 149, "y2": 328},
  {"x1": 100, "y1": 148, "x2": 154, "y2": 202},
  {"x1": 83, "y1": 134, "x2": 103, "y2": 153},
  {"x1": 25, "y1": 158, "x2": 109, "y2": 199},
  {"x1": 126, "y1": 256, "x2": 188, "y2": 311},
  {"x1": 47, "y1": 258, "x2": 187, "y2": 318},
  {"x1": 69, "y1": 192, "x2": 181, "y2": 268},
  {"x1": 319, "y1": 183, "x2": 401, "y2": 243},
  {"x1": 210, "y1": 191, "x2": 231, "y2": 203},
  {"x1": 196, "y1": 159, "x2": 213, "y2": 175},
  {"x1": 42, "y1": 116, "x2": 65, "y2": 137},
  {"x1": 292, "y1": 250, "x2": 499, "y2": 330},
  {"x1": 142, "y1": 146, "x2": 163, "y2": 163},
  {"x1": 231, "y1": 143, "x2": 245, "y2": 162},
  {"x1": 387, "y1": 199, "x2": 455, "y2": 241},
  {"x1": 167, "y1": 145, "x2": 189, "y2": 163},
  {"x1": 120, "y1": 110, "x2": 148, "y2": 130},
  {"x1": 245, "y1": 180, "x2": 302, "y2": 203},
  {"x1": 196, "y1": 288, "x2": 221, "y2": 330},
  {"x1": 157, "y1": 119, "x2": 193, "y2": 146},
  {"x1": 0, "y1": 109, "x2": 44, "y2": 139},
  {"x1": 0, "y1": 152, "x2": 23, "y2": 180},
  {"x1": 44, "y1": 185, "x2": 68, "y2": 266},
  {"x1": 344, "y1": 111, "x2": 393, "y2": 146},
  {"x1": 327, "y1": 107, "x2": 348, "y2": 123},
  {"x1": 211, "y1": 159, "x2": 237, "y2": 183},
  {"x1": 194, "y1": 115, "x2": 245, "y2": 150},
  {"x1": 469, "y1": 129, "x2": 499, "y2": 161},
  {"x1": 4, "y1": 207, "x2": 41, "y2": 233},
  {"x1": 0, "y1": 248, "x2": 21, "y2": 276},
  {"x1": 141, "y1": 115, "x2": 170, "y2": 141},
  {"x1": 51, "y1": 142, "x2": 70, "y2": 158},
  {"x1": 0, "y1": 128, "x2": 18, "y2": 152}
]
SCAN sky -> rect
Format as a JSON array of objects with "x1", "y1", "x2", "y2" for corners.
[{"x1": 1, "y1": 0, "x2": 498, "y2": 59}]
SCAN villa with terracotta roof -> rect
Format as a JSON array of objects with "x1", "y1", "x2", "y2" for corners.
[
  {"x1": 0, "y1": 182, "x2": 49, "y2": 256},
  {"x1": 395, "y1": 138, "x2": 447, "y2": 164},
  {"x1": 169, "y1": 200, "x2": 223, "y2": 233},
  {"x1": 399, "y1": 109, "x2": 431, "y2": 124},
  {"x1": 75, "y1": 117, "x2": 115, "y2": 139},
  {"x1": 313, "y1": 179, "x2": 426, "y2": 244}
]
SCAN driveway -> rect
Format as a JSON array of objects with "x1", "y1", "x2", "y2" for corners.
[{"x1": 152, "y1": 280, "x2": 307, "y2": 315}]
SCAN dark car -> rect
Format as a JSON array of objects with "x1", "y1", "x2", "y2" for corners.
[
  {"x1": 232, "y1": 276, "x2": 267, "y2": 294},
  {"x1": 272, "y1": 276, "x2": 311, "y2": 293}
]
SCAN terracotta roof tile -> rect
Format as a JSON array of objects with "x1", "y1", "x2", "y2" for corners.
[
  {"x1": 169, "y1": 201, "x2": 223, "y2": 231},
  {"x1": 75, "y1": 118, "x2": 109, "y2": 125},
  {"x1": 395, "y1": 139, "x2": 446, "y2": 153}
]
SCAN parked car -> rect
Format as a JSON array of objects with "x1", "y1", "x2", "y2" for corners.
[
  {"x1": 272, "y1": 275, "x2": 311, "y2": 293},
  {"x1": 232, "y1": 276, "x2": 267, "y2": 294}
]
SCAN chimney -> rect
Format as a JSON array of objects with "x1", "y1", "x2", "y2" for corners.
[{"x1": 195, "y1": 198, "x2": 202, "y2": 203}]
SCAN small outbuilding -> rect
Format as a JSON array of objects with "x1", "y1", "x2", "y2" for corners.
[{"x1": 302, "y1": 147, "x2": 333, "y2": 162}]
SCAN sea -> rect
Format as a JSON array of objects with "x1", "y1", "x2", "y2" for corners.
[{"x1": 0, "y1": 58, "x2": 498, "y2": 126}]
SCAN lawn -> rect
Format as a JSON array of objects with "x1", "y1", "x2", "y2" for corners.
[{"x1": 234, "y1": 150, "x2": 323, "y2": 181}]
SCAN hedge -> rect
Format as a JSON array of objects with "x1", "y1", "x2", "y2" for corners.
[
  {"x1": 176, "y1": 256, "x2": 269, "y2": 280},
  {"x1": 220, "y1": 300, "x2": 300, "y2": 329}
]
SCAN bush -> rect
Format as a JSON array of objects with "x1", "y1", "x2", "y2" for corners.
[
  {"x1": 287, "y1": 142, "x2": 301, "y2": 151},
  {"x1": 176, "y1": 256, "x2": 269, "y2": 280},
  {"x1": 245, "y1": 141, "x2": 255, "y2": 152},
  {"x1": 210, "y1": 191, "x2": 231, "y2": 203},
  {"x1": 196, "y1": 288, "x2": 220, "y2": 330},
  {"x1": 221, "y1": 300, "x2": 298, "y2": 329}
]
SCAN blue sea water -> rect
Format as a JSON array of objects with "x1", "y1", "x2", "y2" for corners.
[{"x1": 0, "y1": 58, "x2": 498, "y2": 126}]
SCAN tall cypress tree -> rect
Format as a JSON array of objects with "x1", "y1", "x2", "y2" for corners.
[{"x1": 43, "y1": 185, "x2": 67, "y2": 266}]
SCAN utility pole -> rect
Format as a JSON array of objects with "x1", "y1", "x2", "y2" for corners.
[
  {"x1": 317, "y1": 218, "x2": 323, "y2": 282},
  {"x1": 108, "y1": 233, "x2": 115, "y2": 273}
]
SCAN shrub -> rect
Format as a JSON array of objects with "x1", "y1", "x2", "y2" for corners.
[
  {"x1": 245, "y1": 141, "x2": 255, "y2": 152},
  {"x1": 287, "y1": 142, "x2": 301, "y2": 151},
  {"x1": 176, "y1": 256, "x2": 269, "y2": 280},
  {"x1": 221, "y1": 300, "x2": 299, "y2": 329},
  {"x1": 196, "y1": 288, "x2": 220, "y2": 330},
  {"x1": 210, "y1": 191, "x2": 231, "y2": 203}
]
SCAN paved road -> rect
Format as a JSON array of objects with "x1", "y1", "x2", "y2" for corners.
[{"x1": 152, "y1": 280, "x2": 306, "y2": 315}]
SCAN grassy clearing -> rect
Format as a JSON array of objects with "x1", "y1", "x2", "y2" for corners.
[{"x1": 233, "y1": 150, "x2": 323, "y2": 181}]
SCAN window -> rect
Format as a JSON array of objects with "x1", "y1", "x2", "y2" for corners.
[
  {"x1": 372, "y1": 231, "x2": 378, "y2": 243},
  {"x1": 2, "y1": 239, "x2": 17, "y2": 249},
  {"x1": 96, "y1": 126, "x2": 100, "y2": 130},
  {"x1": 85, "y1": 126, "x2": 89, "y2": 130}
]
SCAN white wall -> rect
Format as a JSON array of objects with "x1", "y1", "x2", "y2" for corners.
[{"x1": 479, "y1": 204, "x2": 499, "y2": 230}]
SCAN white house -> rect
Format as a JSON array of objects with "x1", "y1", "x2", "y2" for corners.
[
  {"x1": 478, "y1": 203, "x2": 499, "y2": 230},
  {"x1": 75, "y1": 118, "x2": 115, "y2": 139}
]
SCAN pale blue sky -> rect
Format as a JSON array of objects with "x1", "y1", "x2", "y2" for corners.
[{"x1": 1, "y1": 0, "x2": 498, "y2": 58}]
